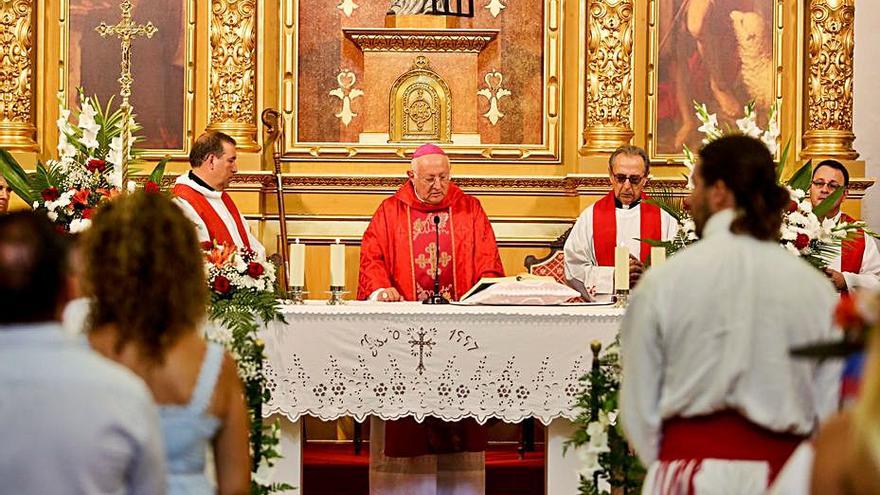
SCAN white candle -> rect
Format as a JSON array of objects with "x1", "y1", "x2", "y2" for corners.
[
  {"x1": 330, "y1": 239, "x2": 345, "y2": 287},
  {"x1": 614, "y1": 246, "x2": 630, "y2": 291},
  {"x1": 290, "y1": 239, "x2": 305, "y2": 287},
  {"x1": 650, "y1": 247, "x2": 666, "y2": 268}
]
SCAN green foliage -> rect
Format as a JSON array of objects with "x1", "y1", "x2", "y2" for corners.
[
  {"x1": 813, "y1": 186, "x2": 845, "y2": 219},
  {"x1": 0, "y1": 148, "x2": 36, "y2": 204},
  {"x1": 209, "y1": 285, "x2": 293, "y2": 494},
  {"x1": 565, "y1": 340, "x2": 645, "y2": 494},
  {"x1": 148, "y1": 157, "x2": 169, "y2": 184},
  {"x1": 784, "y1": 160, "x2": 814, "y2": 193}
]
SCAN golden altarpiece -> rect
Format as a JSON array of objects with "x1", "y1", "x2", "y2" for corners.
[{"x1": 1, "y1": 0, "x2": 870, "y2": 292}]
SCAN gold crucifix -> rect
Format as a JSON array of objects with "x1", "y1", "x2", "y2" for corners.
[{"x1": 95, "y1": 0, "x2": 157, "y2": 111}]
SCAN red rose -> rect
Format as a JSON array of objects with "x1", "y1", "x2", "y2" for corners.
[
  {"x1": 144, "y1": 181, "x2": 160, "y2": 194},
  {"x1": 212, "y1": 275, "x2": 232, "y2": 294},
  {"x1": 247, "y1": 262, "x2": 264, "y2": 278},
  {"x1": 41, "y1": 186, "x2": 60, "y2": 201},
  {"x1": 82, "y1": 208, "x2": 95, "y2": 220},
  {"x1": 200, "y1": 241, "x2": 214, "y2": 251},
  {"x1": 787, "y1": 200, "x2": 798, "y2": 214},
  {"x1": 86, "y1": 159, "x2": 106, "y2": 173},
  {"x1": 794, "y1": 233, "x2": 810, "y2": 250}
]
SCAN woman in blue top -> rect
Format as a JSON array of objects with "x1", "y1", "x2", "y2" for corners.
[{"x1": 82, "y1": 192, "x2": 251, "y2": 495}]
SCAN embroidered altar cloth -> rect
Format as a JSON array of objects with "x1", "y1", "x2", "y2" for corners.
[{"x1": 261, "y1": 301, "x2": 622, "y2": 425}]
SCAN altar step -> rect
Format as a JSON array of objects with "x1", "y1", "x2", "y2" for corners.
[{"x1": 303, "y1": 442, "x2": 546, "y2": 495}]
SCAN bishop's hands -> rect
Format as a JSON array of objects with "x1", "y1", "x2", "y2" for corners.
[
  {"x1": 378, "y1": 287, "x2": 404, "y2": 302},
  {"x1": 629, "y1": 255, "x2": 645, "y2": 288},
  {"x1": 823, "y1": 268, "x2": 848, "y2": 292}
]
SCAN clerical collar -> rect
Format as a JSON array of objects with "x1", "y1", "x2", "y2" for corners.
[
  {"x1": 615, "y1": 197, "x2": 641, "y2": 210},
  {"x1": 188, "y1": 170, "x2": 215, "y2": 191}
]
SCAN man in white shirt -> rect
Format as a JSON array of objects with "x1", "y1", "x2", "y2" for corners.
[
  {"x1": 564, "y1": 145, "x2": 678, "y2": 297},
  {"x1": 620, "y1": 135, "x2": 841, "y2": 494},
  {"x1": 809, "y1": 159, "x2": 880, "y2": 292},
  {"x1": 173, "y1": 131, "x2": 265, "y2": 257},
  {"x1": 0, "y1": 211, "x2": 166, "y2": 495}
]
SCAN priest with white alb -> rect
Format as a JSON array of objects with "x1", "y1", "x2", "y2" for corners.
[
  {"x1": 620, "y1": 135, "x2": 841, "y2": 493},
  {"x1": 563, "y1": 145, "x2": 678, "y2": 297}
]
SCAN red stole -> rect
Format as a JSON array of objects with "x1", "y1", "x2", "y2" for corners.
[
  {"x1": 592, "y1": 191, "x2": 661, "y2": 266},
  {"x1": 840, "y1": 213, "x2": 866, "y2": 274},
  {"x1": 409, "y1": 209, "x2": 456, "y2": 301},
  {"x1": 173, "y1": 183, "x2": 251, "y2": 249}
]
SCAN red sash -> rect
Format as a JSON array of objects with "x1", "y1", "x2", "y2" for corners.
[
  {"x1": 592, "y1": 191, "x2": 662, "y2": 266},
  {"x1": 840, "y1": 213, "x2": 865, "y2": 274},
  {"x1": 173, "y1": 183, "x2": 251, "y2": 249}
]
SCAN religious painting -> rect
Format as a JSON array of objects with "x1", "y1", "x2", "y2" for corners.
[
  {"x1": 67, "y1": 0, "x2": 188, "y2": 151},
  {"x1": 284, "y1": 0, "x2": 557, "y2": 161},
  {"x1": 651, "y1": 0, "x2": 776, "y2": 157}
]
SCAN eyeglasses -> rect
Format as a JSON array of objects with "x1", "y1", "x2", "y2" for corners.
[
  {"x1": 811, "y1": 180, "x2": 842, "y2": 190},
  {"x1": 416, "y1": 175, "x2": 450, "y2": 185},
  {"x1": 613, "y1": 174, "x2": 644, "y2": 185}
]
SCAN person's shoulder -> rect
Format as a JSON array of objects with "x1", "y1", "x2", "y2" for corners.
[{"x1": 68, "y1": 349, "x2": 155, "y2": 403}]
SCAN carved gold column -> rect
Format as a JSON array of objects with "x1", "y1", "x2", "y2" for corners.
[
  {"x1": 207, "y1": 0, "x2": 259, "y2": 151},
  {"x1": 581, "y1": 0, "x2": 634, "y2": 154},
  {"x1": 0, "y1": 0, "x2": 37, "y2": 151},
  {"x1": 802, "y1": 0, "x2": 857, "y2": 160}
]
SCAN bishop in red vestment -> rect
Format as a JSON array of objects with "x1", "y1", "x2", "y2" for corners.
[{"x1": 359, "y1": 143, "x2": 504, "y2": 495}]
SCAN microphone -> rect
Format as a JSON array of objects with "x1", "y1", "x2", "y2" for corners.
[{"x1": 423, "y1": 214, "x2": 450, "y2": 305}]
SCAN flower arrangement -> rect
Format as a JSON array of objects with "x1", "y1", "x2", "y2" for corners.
[
  {"x1": 201, "y1": 242, "x2": 290, "y2": 494},
  {"x1": 0, "y1": 92, "x2": 167, "y2": 232},
  {"x1": 648, "y1": 101, "x2": 874, "y2": 267},
  {"x1": 566, "y1": 340, "x2": 645, "y2": 494}
]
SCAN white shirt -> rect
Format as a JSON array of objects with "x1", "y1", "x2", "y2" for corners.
[
  {"x1": 620, "y1": 209, "x2": 841, "y2": 465},
  {"x1": 0, "y1": 323, "x2": 166, "y2": 494},
  {"x1": 827, "y1": 211, "x2": 880, "y2": 291},
  {"x1": 563, "y1": 199, "x2": 679, "y2": 296},
  {"x1": 173, "y1": 173, "x2": 266, "y2": 257}
]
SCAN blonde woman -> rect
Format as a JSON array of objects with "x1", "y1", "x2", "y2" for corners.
[{"x1": 82, "y1": 192, "x2": 251, "y2": 495}]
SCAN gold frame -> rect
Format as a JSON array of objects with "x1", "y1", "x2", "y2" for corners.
[
  {"x1": 388, "y1": 57, "x2": 452, "y2": 143},
  {"x1": 56, "y1": 0, "x2": 197, "y2": 159},
  {"x1": 277, "y1": 0, "x2": 564, "y2": 163}
]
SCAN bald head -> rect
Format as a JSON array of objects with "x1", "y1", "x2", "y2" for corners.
[{"x1": 0, "y1": 212, "x2": 70, "y2": 325}]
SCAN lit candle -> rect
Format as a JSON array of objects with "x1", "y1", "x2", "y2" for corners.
[
  {"x1": 614, "y1": 246, "x2": 630, "y2": 291},
  {"x1": 291, "y1": 239, "x2": 305, "y2": 287},
  {"x1": 650, "y1": 247, "x2": 666, "y2": 268},
  {"x1": 330, "y1": 239, "x2": 345, "y2": 287}
]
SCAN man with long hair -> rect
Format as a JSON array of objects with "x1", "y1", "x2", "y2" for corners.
[{"x1": 620, "y1": 135, "x2": 841, "y2": 493}]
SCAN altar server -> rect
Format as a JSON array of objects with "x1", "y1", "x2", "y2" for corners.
[{"x1": 620, "y1": 135, "x2": 841, "y2": 493}]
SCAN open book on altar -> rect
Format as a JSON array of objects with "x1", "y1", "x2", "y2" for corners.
[{"x1": 457, "y1": 274, "x2": 581, "y2": 305}]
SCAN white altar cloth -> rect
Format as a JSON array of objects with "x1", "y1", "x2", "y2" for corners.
[{"x1": 261, "y1": 301, "x2": 622, "y2": 425}]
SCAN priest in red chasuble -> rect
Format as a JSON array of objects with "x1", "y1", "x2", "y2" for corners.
[
  {"x1": 808, "y1": 159, "x2": 880, "y2": 292},
  {"x1": 358, "y1": 143, "x2": 503, "y2": 495},
  {"x1": 563, "y1": 145, "x2": 678, "y2": 297}
]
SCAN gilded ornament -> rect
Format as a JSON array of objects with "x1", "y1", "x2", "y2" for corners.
[
  {"x1": 582, "y1": 0, "x2": 634, "y2": 153},
  {"x1": 389, "y1": 57, "x2": 452, "y2": 143},
  {"x1": 0, "y1": 0, "x2": 36, "y2": 150},
  {"x1": 802, "y1": 0, "x2": 857, "y2": 159},
  {"x1": 208, "y1": 0, "x2": 259, "y2": 151},
  {"x1": 344, "y1": 28, "x2": 497, "y2": 53}
]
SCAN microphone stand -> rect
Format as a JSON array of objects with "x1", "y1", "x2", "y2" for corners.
[{"x1": 423, "y1": 214, "x2": 450, "y2": 305}]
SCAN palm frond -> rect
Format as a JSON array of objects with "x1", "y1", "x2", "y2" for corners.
[
  {"x1": 0, "y1": 149, "x2": 36, "y2": 204},
  {"x1": 813, "y1": 187, "x2": 845, "y2": 219}
]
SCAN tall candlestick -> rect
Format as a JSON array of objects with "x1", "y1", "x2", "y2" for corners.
[
  {"x1": 330, "y1": 239, "x2": 345, "y2": 287},
  {"x1": 614, "y1": 246, "x2": 630, "y2": 291},
  {"x1": 650, "y1": 247, "x2": 666, "y2": 268},
  {"x1": 291, "y1": 239, "x2": 305, "y2": 287}
]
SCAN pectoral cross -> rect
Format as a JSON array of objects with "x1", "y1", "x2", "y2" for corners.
[
  {"x1": 408, "y1": 328, "x2": 436, "y2": 375},
  {"x1": 95, "y1": 1, "x2": 157, "y2": 111}
]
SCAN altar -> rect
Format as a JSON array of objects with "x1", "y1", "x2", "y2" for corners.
[{"x1": 261, "y1": 301, "x2": 622, "y2": 493}]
